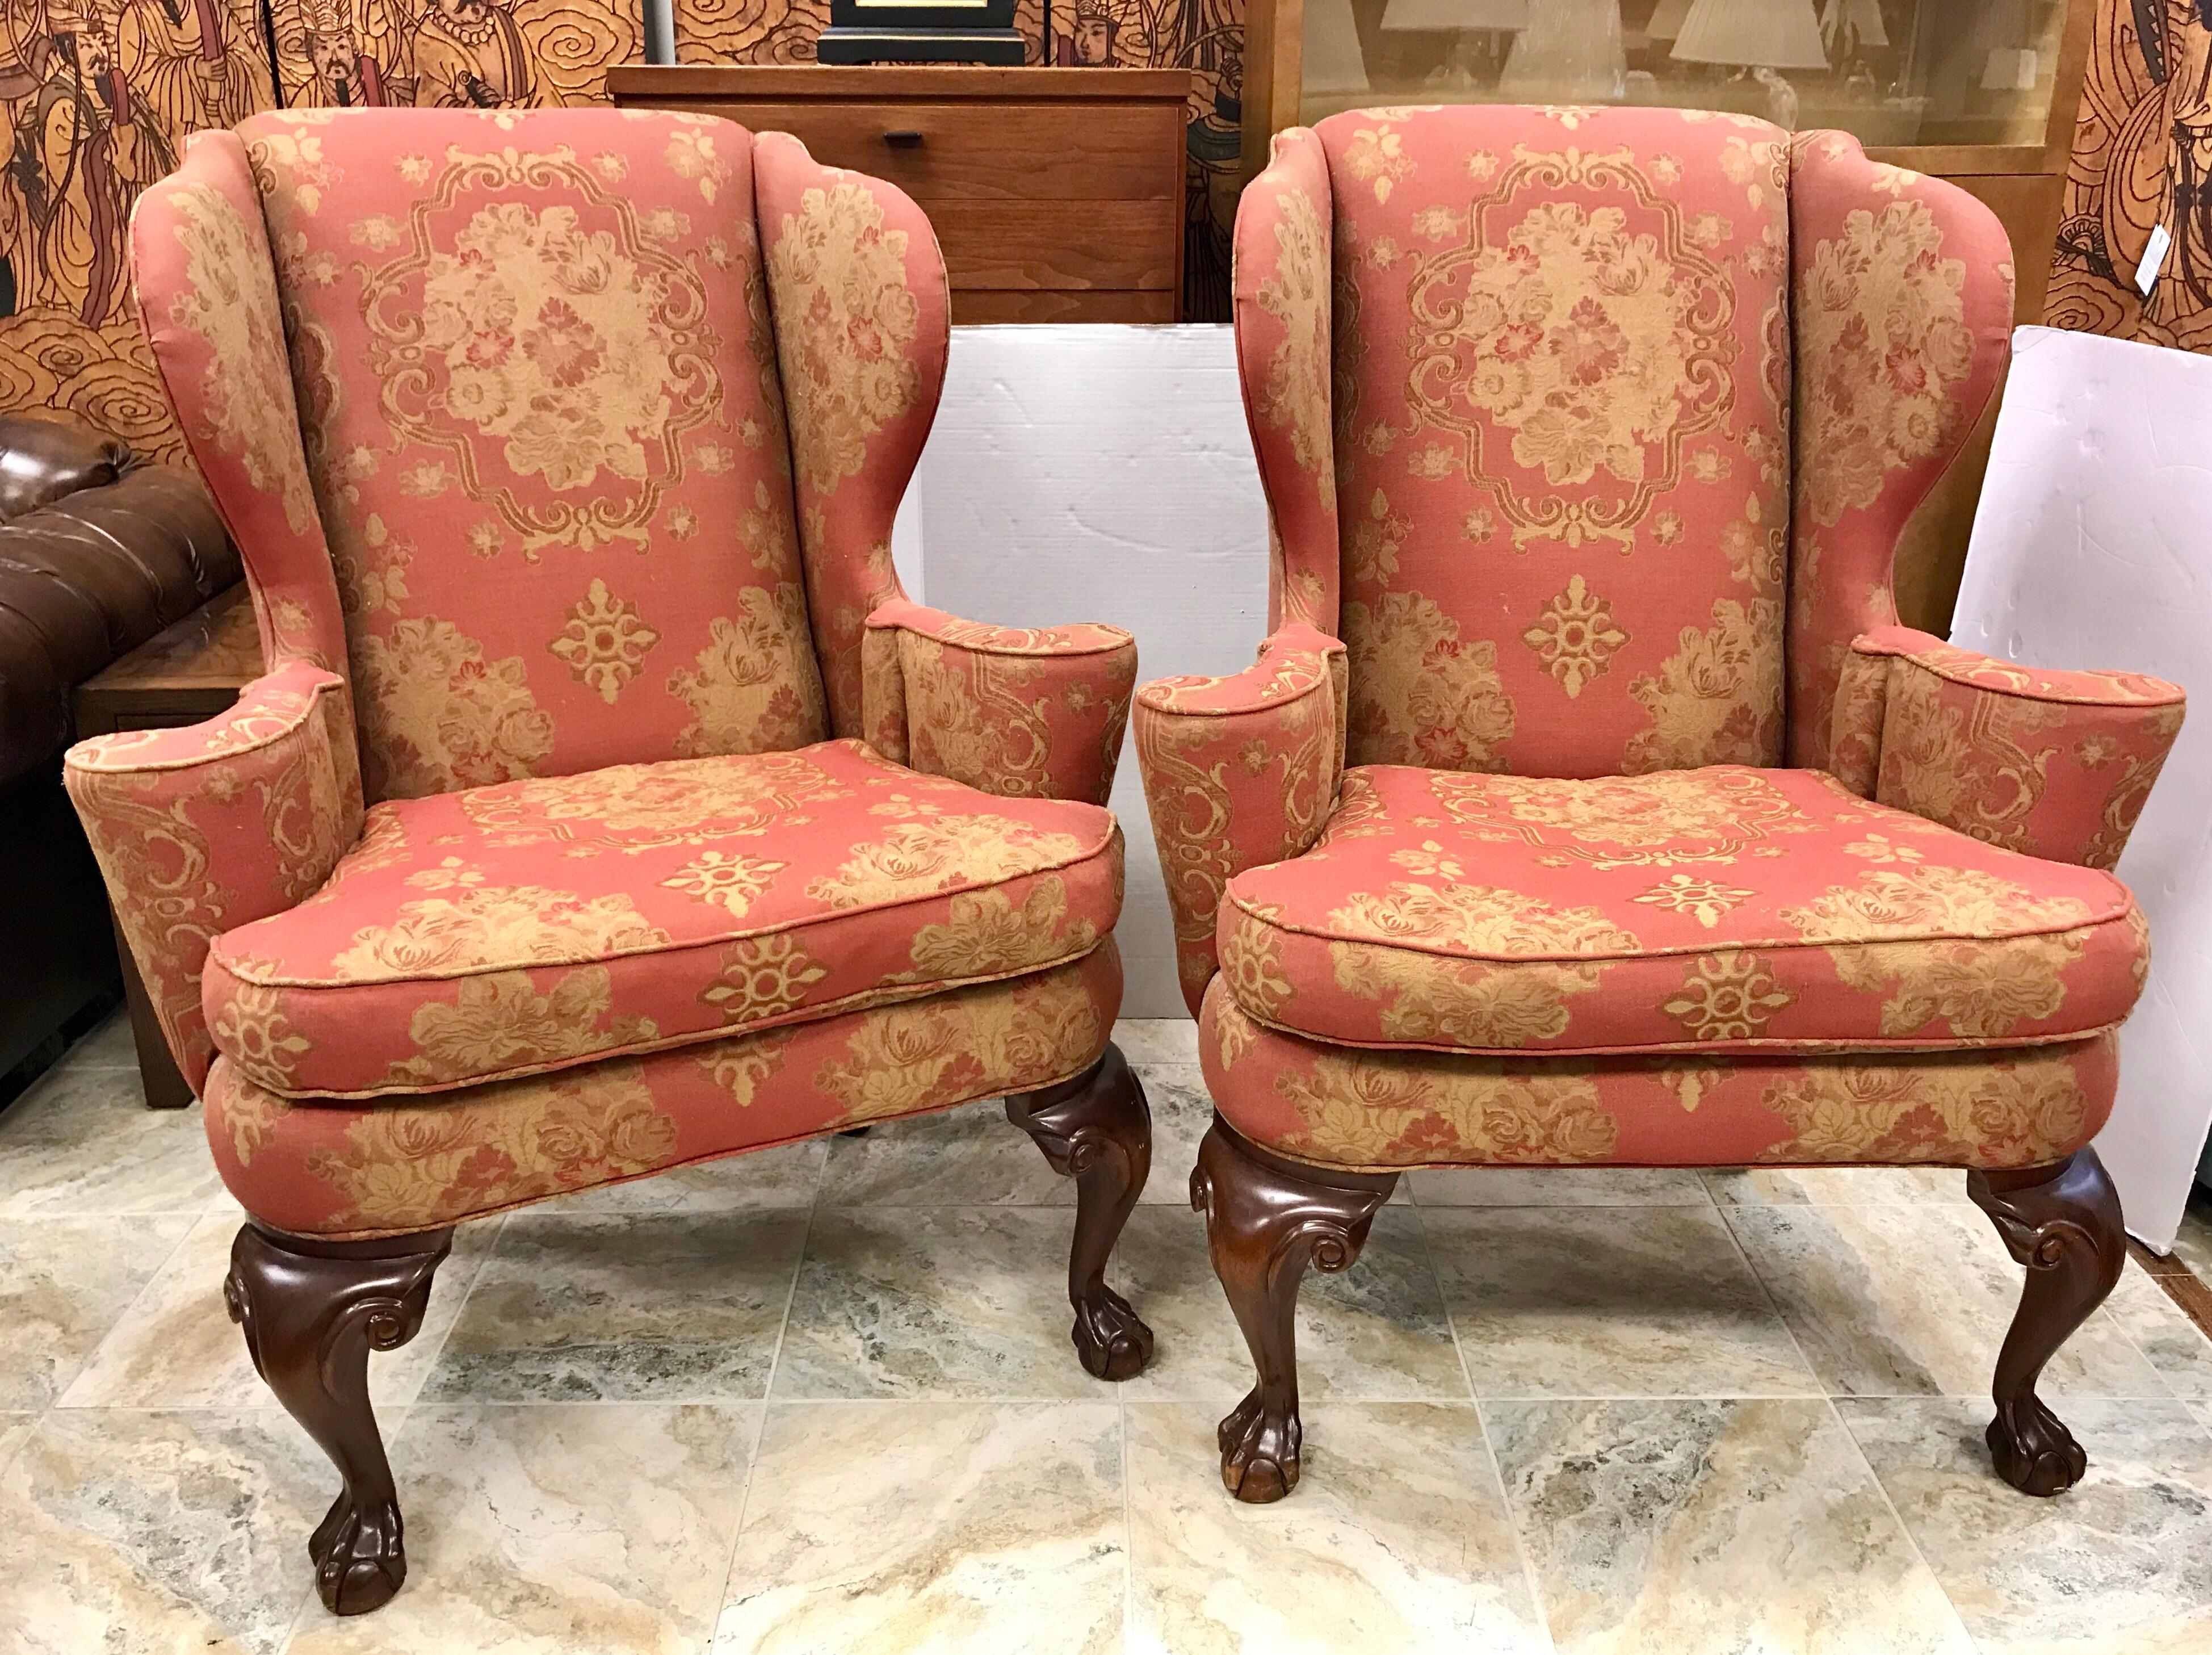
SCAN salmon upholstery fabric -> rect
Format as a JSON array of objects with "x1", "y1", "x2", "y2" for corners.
[
  {"x1": 861, "y1": 598, "x2": 1137, "y2": 807},
  {"x1": 230, "y1": 108, "x2": 829, "y2": 803},
  {"x1": 1202, "y1": 981, "x2": 2118, "y2": 1174},
  {"x1": 1235, "y1": 128, "x2": 1340, "y2": 636},
  {"x1": 202, "y1": 740, "x2": 1120, "y2": 1100},
  {"x1": 64, "y1": 664, "x2": 362, "y2": 1095},
  {"x1": 1785, "y1": 132, "x2": 2016, "y2": 768},
  {"x1": 1220, "y1": 765, "x2": 2146, "y2": 1059},
  {"x1": 1316, "y1": 105, "x2": 1792, "y2": 780},
  {"x1": 209, "y1": 946, "x2": 1120, "y2": 1238},
  {"x1": 72, "y1": 108, "x2": 1131, "y2": 1235},
  {"x1": 1832, "y1": 627, "x2": 2185, "y2": 873},
  {"x1": 1135, "y1": 623, "x2": 1348, "y2": 1012},
  {"x1": 1139, "y1": 104, "x2": 2172, "y2": 1175},
  {"x1": 757, "y1": 132, "x2": 951, "y2": 740}
]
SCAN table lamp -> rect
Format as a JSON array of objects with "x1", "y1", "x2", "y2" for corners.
[{"x1": 1671, "y1": 0, "x2": 1829, "y2": 125}]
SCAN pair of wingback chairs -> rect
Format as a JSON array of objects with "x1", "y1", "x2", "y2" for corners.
[{"x1": 70, "y1": 102, "x2": 2184, "y2": 1616}]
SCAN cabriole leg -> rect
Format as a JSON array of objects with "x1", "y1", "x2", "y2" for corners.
[
  {"x1": 225, "y1": 1221, "x2": 453, "y2": 1615},
  {"x1": 1189, "y1": 1116, "x2": 1396, "y2": 1503},
  {"x1": 1006, "y1": 1042, "x2": 1155, "y2": 1380},
  {"x1": 1968, "y1": 1149, "x2": 2126, "y2": 1496}
]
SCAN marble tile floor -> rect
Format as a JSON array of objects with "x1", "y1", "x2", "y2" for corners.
[{"x1": 5, "y1": 1013, "x2": 2212, "y2": 1654}]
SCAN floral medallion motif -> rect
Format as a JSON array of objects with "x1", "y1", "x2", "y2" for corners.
[
  {"x1": 1402, "y1": 146, "x2": 1739, "y2": 548},
  {"x1": 1522, "y1": 575, "x2": 1627, "y2": 697},
  {"x1": 550, "y1": 579, "x2": 660, "y2": 703},
  {"x1": 358, "y1": 149, "x2": 720, "y2": 554}
]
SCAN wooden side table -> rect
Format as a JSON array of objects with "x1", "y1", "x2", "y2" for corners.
[
  {"x1": 73, "y1": 584, "x2": 263, "y2": 1108},
  {"x1": 608, "y1": 65, "x2": 1193, "y2": 324}
]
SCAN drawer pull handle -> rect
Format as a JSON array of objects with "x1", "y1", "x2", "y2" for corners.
[{"x1": 882, "y1": 129, "x2": 924, "y2": 146}]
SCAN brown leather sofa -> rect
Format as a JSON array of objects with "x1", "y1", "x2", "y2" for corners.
[{"x1": 0, "y1": 414, "x2": 237, "y2": 1096}]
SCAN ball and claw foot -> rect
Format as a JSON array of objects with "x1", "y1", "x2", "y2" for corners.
[
  {"x1": 309, "y1": 1491, "x2": 408, "y2": 1617},
  {"x1": 1218, "y1": 1385, "x2": 1300, "y2": 1503},
  {"x1": 1072, "y1": 1283, "x2": 1155, "y2": 1381},
  {"x1": 1987, "y1": 1397, "x2": 2089, "y2": 1497}
]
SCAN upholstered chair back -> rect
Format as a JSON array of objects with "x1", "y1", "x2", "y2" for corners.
[
  {"x1": 131, "y1": 108, "x2": 948, "y2": 803},
  {"x1": 1234, "y1": 104, "x2": 2013, "y2": 781}
]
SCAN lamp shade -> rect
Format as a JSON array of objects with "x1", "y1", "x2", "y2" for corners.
[
  {"x1": 1382, "y1": 0, "x2": 1529, "y2": 28},
  {"x1": 1647, "y1": 0, "x2": 1694, "y2": 39},
  {"x1": 1672, "y1": 0, "x2": 1830, "y2": 70},
  {"x1": 1818, "y1": 0, "x2": 1887, "y2": 48}
]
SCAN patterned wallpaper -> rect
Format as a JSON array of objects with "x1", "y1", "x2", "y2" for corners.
[
  {"x1": 2047, "y1": 0, "x2": 2212, "y2": 351},
  {"x1": 0, "y1": 0, "x2": 640, "y2": 462},
  {"x1": 671, "y1": 0, "x2": 1245, "y2": 319}
]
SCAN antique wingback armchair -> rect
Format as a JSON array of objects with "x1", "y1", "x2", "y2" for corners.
[
  {"x1": 68, "y1": 107, "x2": 1150, "y2": 1616},
  {"x1": 1136, "y1": 106, "x2": 2186, "y2": 1506}
]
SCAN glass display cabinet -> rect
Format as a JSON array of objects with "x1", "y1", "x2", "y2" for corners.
[{"x1": 1242, "y1": 0, "x2": 2097, "y2": 320}]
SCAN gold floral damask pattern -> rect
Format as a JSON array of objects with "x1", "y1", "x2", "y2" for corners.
[
  {"x1": 198, "y1": 738, "x2": 1121, "y2": 1097},
  {"x1": 232, "y1": 109, "x2": 829, "y2": 802},
  {"x1": 1782, "y1": 132, "x2": 2014, "y2": 770},
  {"x1": 753, "y1": 132, "x2": 947, "y2": 740},
  {"x1": 1309, "y1": 105, "x2": 1790, "y2": 779},
  {"x1": 1794, "y1": 199, "x2": 1976, "y2": 529},
  {"x1": 62, "y1": 665, "x2": 360, "y2": 1095},
  {"x1": 1215, "y1": 762, "x2": 2147, "y2": 1058},
  {"x1": 1132, "y1": 622, "x2": 1347, "y2": 1013},
  {"x1": 1253, "y1": 183, "x2": 1335, "y2": 513},
  {"x1": 763, "y1": 178, "x2": 924, "y2": 497},
  {"x1": 202, "y1": 948, "x2": 1119, "y2": 1236},
  {"x1": 863, "y1": 600, "x2": 1138, "y2": 807},
  {"x1": 1199, "y1": 982, "x2": 2117, "y2": 1174},
  {"x1": 1839, "y1": 626, "x2": 2188, "y2": 874}
]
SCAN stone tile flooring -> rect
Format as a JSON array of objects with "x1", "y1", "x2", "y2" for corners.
[{"x1": 5, "y1": 1014, "x2": 2212, "y2": 1653}]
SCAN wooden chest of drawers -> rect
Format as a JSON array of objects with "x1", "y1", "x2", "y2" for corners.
[{"x1": 607, "y1": 66, "x2": 1191, "y2": 324}]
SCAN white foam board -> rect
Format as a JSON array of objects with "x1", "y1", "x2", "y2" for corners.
[
  {"x1": 1953, "y1": 325, "x2": 2212, "y2": 1249},
  {"x1": 895, "y1": 324, "x2": 1271, "y2": 1017}
]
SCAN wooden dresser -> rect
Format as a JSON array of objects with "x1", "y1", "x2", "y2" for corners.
[{"x1": 607, "y1": 66, "x2": 1190, "y2": 324}]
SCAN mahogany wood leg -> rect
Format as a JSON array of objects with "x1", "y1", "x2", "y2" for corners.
[
  {"x1": 1006, "y1": 1042, "x2": 1155, "y2": 1381},
  {"x1": 225, "y1": 1222, "x2": 453, "y2": 1615},
  {"x1": 1189, "y1": 1116, "x2": 1396, "y2": 1503},
  {"x1": 1968, "y1": 1148, "x2": 2126, "y2": 1496}
]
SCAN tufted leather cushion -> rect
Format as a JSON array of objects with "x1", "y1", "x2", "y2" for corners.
[{"x1": 0, "y1": 415, "x2": 238, "y2": 786}]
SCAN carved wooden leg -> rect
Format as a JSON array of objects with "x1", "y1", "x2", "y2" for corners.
[
  {"x1": 1189, "y1": 1116, "x2": 1396, "y2": 1503},
  {"x1": 1006, "y1": 1042, "x2": 1155, "y2": 1380},
  {"x1": 225, "y1": 1222, "x2": 453, "y2": 1615},
  {"x1": 1968, "y1": 1149, "x2": 2126, "y2": 1496}
]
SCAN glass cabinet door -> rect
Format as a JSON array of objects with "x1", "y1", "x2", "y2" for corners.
[{"x1": 1296, "y1": 0, "x2": 2072, "y2": 146}]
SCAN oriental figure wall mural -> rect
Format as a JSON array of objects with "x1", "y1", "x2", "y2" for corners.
[
  {"x1": 2049, "y1": 0, "x2": 2212, "y2": 351},
  {"x1": 0, "y1": 0, "x2": 639, "y2": 462}
]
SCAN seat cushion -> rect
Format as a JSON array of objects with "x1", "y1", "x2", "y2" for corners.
[
  {"x1": 203, "y1": 738, "x2": 1119, "y2": 1098},
  {"x1": 1201, "y1": 978, "x2": 2117, "y2": 1173},
  {"x1": 206, "y1": 946, "x2": 1120, "y2": 1238},
  {"x1": 1219, "y1": 765, "x2": 2146, "y2": 1058}
]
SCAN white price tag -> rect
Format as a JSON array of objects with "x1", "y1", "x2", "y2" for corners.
[{"x1": 2137, "y1": 223, "x2": 2173, "y2": 296}]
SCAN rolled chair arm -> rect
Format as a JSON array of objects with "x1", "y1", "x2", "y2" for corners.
[
  {"x1": 1134, "y1": 622, "x2": 1347, "y2": 1013},
  {"x1": 861, "y1": 596, "x2": 1136, "y2": 805},
  {"x1": 1829, "y1": 624, "x2": 2185, "y2": 870},
  {"x1": 62, "y1": 662, "x2": 363, "y2": 1092}
]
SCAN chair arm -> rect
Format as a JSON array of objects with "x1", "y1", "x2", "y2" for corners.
[
  {"x1": 62, "y1": 662, "x2": 363, "y2": 1093},
  {"x1": 1830, "y1": 624, "x2": 2185, "y2": 870},
  {"x1": 861, "y1": 596, "x2": 1137, "y2": 805},
  {"x1": 1134, "y1": 622, "x2": 1347, "y2": 1013}
]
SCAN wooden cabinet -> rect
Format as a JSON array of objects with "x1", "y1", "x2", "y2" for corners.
[{"x1": 608, "y1": 66, "x2": 1192, "y2": 324}]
